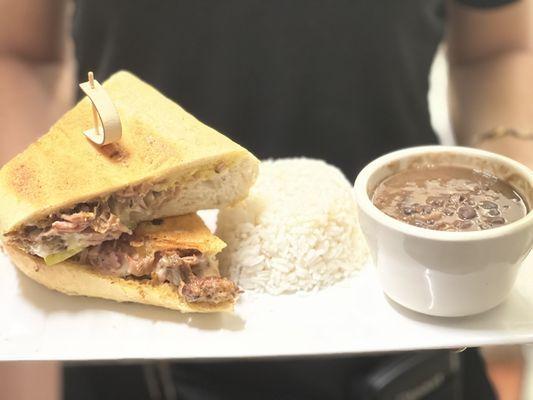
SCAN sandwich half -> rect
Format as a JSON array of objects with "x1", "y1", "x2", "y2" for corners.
[
  {"x1": 0, "y1": 71, "x2": 258, "y2": 262},
  {"x1": 4, "y1": 214, "x2": 239, "y2": 312}
]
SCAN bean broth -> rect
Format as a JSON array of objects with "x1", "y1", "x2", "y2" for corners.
[{"x1": 372, "y1": 166, "x2": 528, "y2": 231}]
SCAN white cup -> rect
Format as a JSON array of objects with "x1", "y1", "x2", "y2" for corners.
[{"x1": 354, "y1": 146, "x2": 533, "y2": 317}]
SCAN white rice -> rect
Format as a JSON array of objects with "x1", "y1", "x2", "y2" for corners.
[{"x1": 216, "y1": 158, "x2": 368, "y2": 294}]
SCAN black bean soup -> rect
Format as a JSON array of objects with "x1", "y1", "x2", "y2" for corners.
[{"x1": 372, "y1": 166, "x2": 528, "y2": 232}]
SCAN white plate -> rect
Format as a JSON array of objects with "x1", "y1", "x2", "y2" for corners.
[{"x1": 1, "y1": 211, "x2": 532, "y2": 361}]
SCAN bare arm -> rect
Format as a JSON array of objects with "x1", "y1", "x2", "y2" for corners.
[
  {"x1": 0, "y1": 362, "x2": 62, "y2": 400},
  {"x1": 0, "y1": 1, "x2": 73, "y2": 397},
  {"x1": 0, "y1": 0, "x2": 75, "y2": 165},
  {"x1": 447, "y1": 0, "x2": 533, "y2": 169}
]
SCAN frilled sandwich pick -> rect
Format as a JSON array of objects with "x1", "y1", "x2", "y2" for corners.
[{"x1": 0, "y1": 71, "x2": 258, "y2": 312}]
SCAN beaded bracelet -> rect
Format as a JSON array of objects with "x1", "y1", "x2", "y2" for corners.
[{"x1": 473, "y1": 127, "x2": 533, "y2": 146}]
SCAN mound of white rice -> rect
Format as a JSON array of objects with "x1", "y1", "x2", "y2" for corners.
[{"x1": 216, "y1": 158, "x2": 368, "y2": 294}]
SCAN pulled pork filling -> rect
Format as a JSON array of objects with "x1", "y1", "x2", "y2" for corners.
[
  {"x1": 77, "y1": 241, "x2": 239, "y2": 305},
  {"x1": 10, "y1": 203, "x2": 130, "y2": 258},
  {"x1": 7, "y1": 182, "x2": 180, "y2": 258}
]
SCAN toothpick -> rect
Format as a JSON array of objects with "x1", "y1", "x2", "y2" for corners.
[
  {"x1": 88, "y1": 72, "x2": 100, "y2": 138},
  {"x1": 79, "y1": 71, "x2": 122, "y2": 145}
]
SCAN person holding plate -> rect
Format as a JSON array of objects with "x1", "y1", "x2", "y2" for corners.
[{"x1": 0, "y1": 0, "x2": 532, "y2": 399}]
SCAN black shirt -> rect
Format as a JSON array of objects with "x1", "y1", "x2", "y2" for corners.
[
  {"x1": 74, "y1": 0, "x2": 450, "y2": 180},
  {"x1": 73, "y1": 1, "x2": 514, "y2": 178},
  {"x1": 73, "y1": 0, "x2": 513, "y2": 179}
]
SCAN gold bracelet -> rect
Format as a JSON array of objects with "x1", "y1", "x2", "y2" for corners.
[{"x1": 473, "y1": 127, "x2": 533, "y2": 146}]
